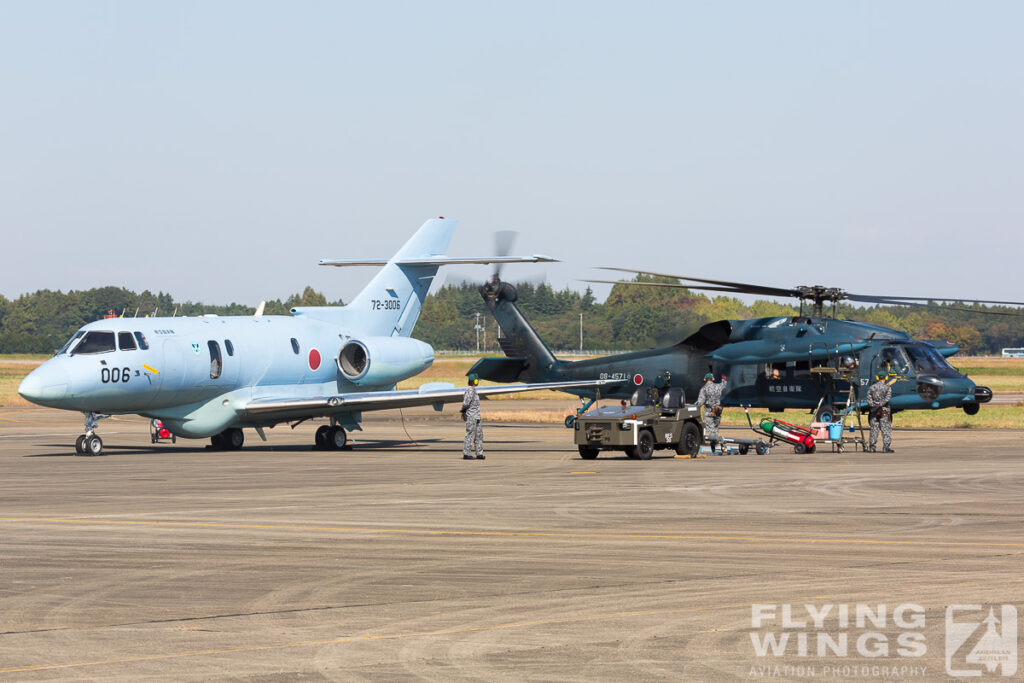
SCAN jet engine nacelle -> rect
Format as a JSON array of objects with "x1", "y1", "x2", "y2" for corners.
[{"x1": 337, "y1": 337, "x2": 434, "y2": 386}]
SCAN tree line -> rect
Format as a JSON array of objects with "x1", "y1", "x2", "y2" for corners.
[{"x1": 0, "y1": 278, "x2": 1021, "y2": 355}]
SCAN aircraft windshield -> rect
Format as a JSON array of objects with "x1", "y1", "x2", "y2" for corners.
[
  {"x1": 71, "y1": 331, "x2": 116, "y2": 355},
  {"x1": 56, "y1": 330, "x2": 85, "y2": 356},
  {"x1": 905, "y1": 344, "x2": 960, "y2": 377}
]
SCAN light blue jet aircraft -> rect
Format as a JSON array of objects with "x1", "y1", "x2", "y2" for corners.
[{"x1": 18, "y1": 217, "x2": 606, "y2": 455}]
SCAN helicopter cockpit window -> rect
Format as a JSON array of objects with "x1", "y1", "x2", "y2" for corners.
[
  {"x1": 71, "y1": 331, "x2": 116, "y2": 355},
  {"x1": 905, "y1": 345, "x2": 959, "y2": 377},
  {"x1": 878, "y1": 346, "x2": 913, "y2": 376},
  {"x1": 765, "y1": 362, "x2": 785, "y2": 380},
  {"x1": 57, "y1": 330, "x2": 86, "y2": 356},
  {"x1": 208, "y1": 340, "x2": 222, "y2": 379}
]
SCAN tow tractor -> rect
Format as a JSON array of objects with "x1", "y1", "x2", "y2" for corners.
[{"x1": 572, "y1": 387, "x2": 703, "y2": 460}]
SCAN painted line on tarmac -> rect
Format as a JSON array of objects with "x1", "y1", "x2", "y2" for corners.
[
  {"x1": 4, "y1": 576, "x2": 1023, "y2": 674},
  {"x1": 3, "y1": 516, "x2": 1024, "y2": 548}
]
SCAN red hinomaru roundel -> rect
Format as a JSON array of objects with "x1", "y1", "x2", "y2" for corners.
[{"x1": 308, "y1": 348, "x2": 322, "y2": 371}]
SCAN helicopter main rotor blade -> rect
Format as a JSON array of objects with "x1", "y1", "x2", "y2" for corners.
[
  {"x1": 598, "y1": 267, "x2": 800, "y2": 299},
  {"x1": 582, "y1": 279, "x2": 771, "y2": 295},
  {"x1": 847, "y1": 293, "x2": 1024, "y2": 307},
  {"x1": 845, "y1": 295, "x2": 1024, "y2": 316}
]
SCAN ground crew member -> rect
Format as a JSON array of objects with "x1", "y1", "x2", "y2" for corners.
[
  {"x1": 460, "y1": 373, "x2": 484, "y2": 460},
  {"x1": 695, "y1": 373, "x2": 727, "y2": 452},
  {"x1": 866, "y1": 372, "x2": 894, "y2": 453}
]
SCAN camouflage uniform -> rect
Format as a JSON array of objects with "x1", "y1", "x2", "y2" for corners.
[
  {"x1": 461, "y1": 384, "x2": 483, "y2": 458},
  {"x1": 866, "y1": 380, "x2": 893, "y2": 451},
  {"x1": 696, "y1": 378, "x2": 727, "y2": 448}
]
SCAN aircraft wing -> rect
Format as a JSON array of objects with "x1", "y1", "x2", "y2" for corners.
[{"x1": 239, "y1": 379, "x2": 615, "y2": 418}]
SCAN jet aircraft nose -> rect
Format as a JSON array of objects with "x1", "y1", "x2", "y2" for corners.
[{"x1": 18, "y1": 364, "x2": 70, "y2": 408}]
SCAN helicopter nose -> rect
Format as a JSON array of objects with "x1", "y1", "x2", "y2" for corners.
[{"x1": 17, "y1": 364, "x2": 70, "y2": 408}]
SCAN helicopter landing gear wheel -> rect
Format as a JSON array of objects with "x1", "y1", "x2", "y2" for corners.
[{"x1": 815, "y1": 404, "x2": 836, "y2": 423}]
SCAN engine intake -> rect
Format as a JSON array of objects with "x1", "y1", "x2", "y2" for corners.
[{"x1": 337, "y1": 337, "x2": 434, "y2": 386}]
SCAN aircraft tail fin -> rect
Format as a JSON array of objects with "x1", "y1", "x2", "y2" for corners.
[
  {"x1": 293, "y1": 217, "x2": 456, "y2": 336},
  {"x1": 470, "y1": 282, "x2": 559, "y2": 383}
]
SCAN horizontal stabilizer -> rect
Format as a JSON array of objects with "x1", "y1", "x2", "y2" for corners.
[
  {"x1": 469, "y1": 357, "x2": 529, "y2": 383},
  {"x1": 319, "y1": 255, "x2": 557, "y2": 267}
]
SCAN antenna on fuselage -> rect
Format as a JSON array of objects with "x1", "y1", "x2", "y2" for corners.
[{"x1": 254, "y1": 301, "x2": 266, "y2": 318}]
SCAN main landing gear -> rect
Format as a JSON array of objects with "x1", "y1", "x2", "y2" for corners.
[
  {"x1": 75, "y1": 412, "x2": 109, "y2": 456},
  {"x1": 210, "y1": 428, "x2": 245, "y2": 451},
  {"x1": 314, "y1": 424, "x2": 348, "y2": 450}
]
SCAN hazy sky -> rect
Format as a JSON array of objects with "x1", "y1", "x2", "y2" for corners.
[{"x1": 1, "y1": 2, "x2": 1021, "y2": 307}]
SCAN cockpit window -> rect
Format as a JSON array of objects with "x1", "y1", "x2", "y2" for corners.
[
  {"x1": 118, "y1": 332, "x2": 137, "y2": 351},
  {"x1": 134, "y1": 332, "x2": 149, "y2": 350},
  {"x1": 57, "y1": 330, "x2": 85, "y2": 356},
  {"x1": 71, "y1": 331, "x2": 116, "y2": 355},
  {"x1": 905, "y1": 345, "x2": 959, "y2": 377}
]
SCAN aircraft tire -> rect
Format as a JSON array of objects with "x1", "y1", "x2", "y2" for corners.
[
  {"x1": 210, "y1": 433, "x2": 226, "y2": 450},
  {"x1": 328, "y1": 426, "x2": 347, "y2": 450},
  {"x1": 578, "y1": 446, "x2": 599, "y2": 459},
  {"x1": 224, "y1": 428, "x2": 244, "y2": 450},
  {"x1": 75, "y1": 435, "x2": 87, "y2": 454},
  {"x1": 635, "y1": 429, "x2": 654, "y2": 460},
  {"x1": 815, "y1": 404, "x2": 836, "y2": 423},
  {"x1": 314, "y1": 425, "x2": 331, "y2": 449},
  {"x1": 676, "y1": 422, "x2": 701, "y2": 457},
  {"x1": 85, "y1": 435, "x2": 103, "y2": 456}
]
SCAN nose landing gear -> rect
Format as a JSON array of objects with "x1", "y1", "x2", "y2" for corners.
[{"x1": 75, "y1": 412, "x2": 109, "y2": 456}]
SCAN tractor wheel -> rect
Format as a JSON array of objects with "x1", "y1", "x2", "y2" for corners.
[
  {"x1": 578, "y1": 446, "x2": 599, "y2": 460},
  {"x1": 635, "y1": 429, "x2": 655, "y2": 460},
  {"x1": 676, "y1": 422, "x2": 702, "y2": 457}
]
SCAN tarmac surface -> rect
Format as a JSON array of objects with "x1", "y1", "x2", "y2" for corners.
[{"x1": 1, "y1": 405, "x2": 1023, "y2": 681}]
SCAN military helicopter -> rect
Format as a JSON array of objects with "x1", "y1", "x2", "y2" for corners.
[{"x1": 469, "y1": 269, "x2": 1024, "y2": 423}]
